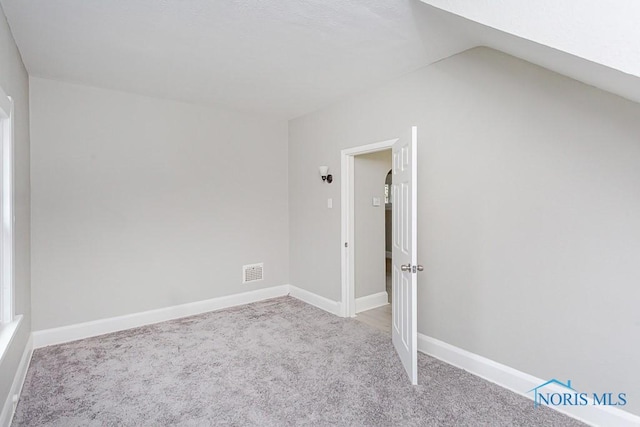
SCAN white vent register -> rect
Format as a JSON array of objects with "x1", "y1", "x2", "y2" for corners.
[{"x1": 242, "y1": 263, "x2": 264, "y2": 283}]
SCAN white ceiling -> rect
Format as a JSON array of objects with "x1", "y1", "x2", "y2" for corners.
[
  {"x1": 421, "y1": 0, "x2": 640, "y2": 77},
  {"x1": 0, "y1": 0, "x2": 477, "y2": 119},
  {"x1": 420, "y1": 0, "x2": 640, "y2": 105},
  {"x1": 2, "y1": 0, "x2": 639, "y2": 119}
]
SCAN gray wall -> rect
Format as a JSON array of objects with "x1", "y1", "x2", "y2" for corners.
[
  {"x1": 354, "y1": 150, "x2": 390, "y2": 299},
  {"x1": 289, "y1": 47, "x2": 640, "y2": 415},
  {"x1": 0, "y1": 3, "x2": 31, "y2": 411},
  {"x1": 30, "y1": 77, "x2": 289, "y2": 330}
]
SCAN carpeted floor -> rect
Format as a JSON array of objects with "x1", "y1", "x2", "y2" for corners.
[{"x1": 13, "y1": 296, "x2": 584, "y2": 426}]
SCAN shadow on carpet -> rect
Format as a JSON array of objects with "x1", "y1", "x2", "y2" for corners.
[{"x1": 13, "y1": 296, "x2": 584, "y2": 426}]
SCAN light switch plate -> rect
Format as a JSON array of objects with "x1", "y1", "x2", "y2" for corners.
[{"x1": 327, "y1": 198, "x2": 333, "y2": 209}]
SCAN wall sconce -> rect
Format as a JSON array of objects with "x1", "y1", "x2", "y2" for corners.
[{"x1": 319, "y1": 166, "x2": 333, "y2": 183}]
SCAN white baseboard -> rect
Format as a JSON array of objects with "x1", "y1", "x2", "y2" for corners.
[
  {"x1": 33, "y1": 285, "x2": 291, "y2": 348},
  {"x1": 0, "y1": 334, "x2": 33, "y2": 427},
  {"x1": 417, "y1": 333, "x2": 640, "y2": 427},
  {"x1": 32, "y1": 285, "x2": 344, "y2": 349},
  {"x1": 355, "y1": 292, "x2": 388, "y2": 313},
  {"x1": 288, "y1": 285, "x2": 342, "y2": 316}
]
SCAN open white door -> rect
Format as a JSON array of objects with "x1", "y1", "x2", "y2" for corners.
[{"x1": 391, "y1": 126, "x2": 419, "y2": 384}]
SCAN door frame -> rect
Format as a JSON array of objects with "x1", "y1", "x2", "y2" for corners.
[{"x1": 340, "y1": 138, "x2": 398, "y2": 318}]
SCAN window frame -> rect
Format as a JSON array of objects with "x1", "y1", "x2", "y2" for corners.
[{"x1": 0, "y1": 85, "x2": 14, "y2": 325}]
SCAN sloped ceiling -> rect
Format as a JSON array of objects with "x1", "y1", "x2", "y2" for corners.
[
  {"x1": 1, "y1": 0, "x2": 638, "y2": 119},
  {"x1": 421, "y1": 0, "x2": 640, "y2": 105},
  {"x1": 421, "y1": 0, "x2": 640, "y2": 77}
]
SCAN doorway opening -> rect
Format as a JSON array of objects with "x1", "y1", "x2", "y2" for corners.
[
  {"x1": 339, "y1": 137, "x2": 397, "y2": 321},
  {"x1": 350, "y1": 151, "x2": 392, "y2": 334}
]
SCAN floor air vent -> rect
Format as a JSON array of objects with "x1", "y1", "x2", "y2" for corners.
[{"x1": 242, "y1": 263, "x2": 264, "y2": 283}]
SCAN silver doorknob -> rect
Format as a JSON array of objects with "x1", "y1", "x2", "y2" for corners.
[
  {"x1": 416, "y1": 265, "x2": 424, "y2": 272},
  {"x1": 400, "y1": 264, "x2": 411, "y2": 271}
]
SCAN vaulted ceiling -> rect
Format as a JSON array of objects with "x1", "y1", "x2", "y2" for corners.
[
  {"x1": 420, "y1": 0, "x2": 640, "y2": 108},
  {"x1": 1, "y1": 0, "x2": 638, "y2": 119},
  {"x1": 422, "y1": 0, "x2": 640, "y2": 77}
]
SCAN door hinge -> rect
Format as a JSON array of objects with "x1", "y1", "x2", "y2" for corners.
[{"x1": 344, "y1": 242, "x2": 348, "y2": 248}]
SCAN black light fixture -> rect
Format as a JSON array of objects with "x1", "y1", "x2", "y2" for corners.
[{"x1": 319, "y1": 166, "x2": 333, "y2": 183}]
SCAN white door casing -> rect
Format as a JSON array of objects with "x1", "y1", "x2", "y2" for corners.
[
  {"x1": 341, "y1": 138, "x2": 397, "y2": 318},
  {"x1": 392, "y1": 126, "x2": 418, "y2": 384}
]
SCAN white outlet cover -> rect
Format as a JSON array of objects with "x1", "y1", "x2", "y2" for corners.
[{"x1": 372, "y1": 197, "x2": 381, "y2": 207}]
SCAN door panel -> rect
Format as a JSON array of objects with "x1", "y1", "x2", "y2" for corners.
[{"x1": 391, "y1": 126, "x2": 418, "y2": 385}]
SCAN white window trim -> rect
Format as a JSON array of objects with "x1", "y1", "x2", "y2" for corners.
[
  {"x1": 0, "y1": 85, "x2": 15, "y2": 325},
  {"x1": 0, "y1": 315, "x2": 22, "y2": 365}
]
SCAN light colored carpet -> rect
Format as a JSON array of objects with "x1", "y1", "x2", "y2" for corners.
[{"x1": 13, "y1": 296, "x2": 584, "y2": 426}]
